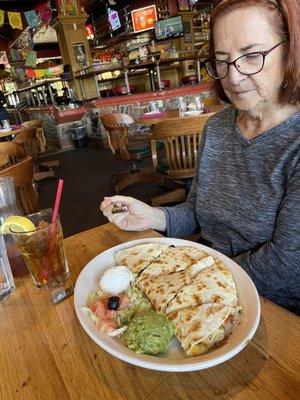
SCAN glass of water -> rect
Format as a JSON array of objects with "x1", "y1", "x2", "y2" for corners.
[{"x1": 0, "y1": 235, "x2": 15, "y2": 301}]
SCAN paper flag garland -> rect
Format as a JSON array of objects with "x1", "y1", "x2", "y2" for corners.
[
  {"x1": 8, "y1": 12, "x2": 23, "y2": 30},
  {"x1": 0, "y1": 10, "x2": 4, "y2": 28},
  {"x1": 36, "y1": 3, "x2": 52, "y2": 23},
  {"x1": 24, "y1": 10, "x2": 39, "y2": 28},
  {"x1": 25, "y1": 49, "x2": 37, "y2": 68}
]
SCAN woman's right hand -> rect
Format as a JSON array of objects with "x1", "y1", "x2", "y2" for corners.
[{"x1": 100, "y1": 195, "x2": 166, "y2": 232}]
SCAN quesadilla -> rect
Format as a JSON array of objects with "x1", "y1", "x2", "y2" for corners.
[
  {"x1": 114, "y1": 243, "x2": 169, "y2": 276},
  {"x1": 140, "y1": 256, "x2": 215, "y2": 313},
  {"x1": 137, "y1": 246, "x2": 209, "y2": 291},
  {"x1": 165, "y1": 261, "x2": 238, "y2": 315},
  {"x1": 169, "y1": 303, "x2": 238, "y2": 356}
]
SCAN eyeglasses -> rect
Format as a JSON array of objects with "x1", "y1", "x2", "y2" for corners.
[{"x1": 205, "y1": 41, "x2": 285, "y2": 79}]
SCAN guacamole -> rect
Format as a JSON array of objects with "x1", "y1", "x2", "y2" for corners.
[{"x1": 124, "y1": 310, "x2": 174, "y2": 355}]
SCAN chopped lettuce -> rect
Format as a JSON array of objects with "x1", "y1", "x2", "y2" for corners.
[
  {"x1": 116, "y1": 286, "x2": 152, "y2": 327},
  {"x1": 87, "y1": 290, "x2": 105, "y2": 307},
  {"x1": 82, "y1": 306, "x2": 99, "y2": 326}
]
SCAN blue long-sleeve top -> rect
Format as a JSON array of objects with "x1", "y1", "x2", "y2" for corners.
[{"x1": 162, "y1": 106, "x2": 300, "y2": 314}]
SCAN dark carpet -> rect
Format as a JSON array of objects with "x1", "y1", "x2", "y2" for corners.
[{"x1": 38, "y1": 141, "x2": 166, "y2": 237}]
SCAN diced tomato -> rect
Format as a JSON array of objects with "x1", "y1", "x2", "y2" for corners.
[
  {"x1": 105, "y1": 310, "x2": 116, "y2": 320},
  {"x1": 94, "y1": 302, "x2": 107, "y2": 320},
  {"x1": 97, "y1": 320, "x2": 111, "y2": 333},
  {"x1": 90, "y1": 300, "x2": 103, "y2": 313},
  {"x1": 97, "y1": 319, "x2": 118, "y2": 333},
  {"x1": 119, "y1": 295, "x2": 129, "y2": 310}
]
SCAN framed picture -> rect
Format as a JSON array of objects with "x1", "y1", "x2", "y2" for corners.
[
  {"x1": 72, "y1": 43, "x2": 87, "y2": 68},
  {"x1": 131, "y1": 5, "x2": 158, "y2": 33},
  {"x1": 61, "y1": 0, "x2": 78, "y2": 16},
  {"x1": 177, "y1": 0, "x2": 190, "y2": 11}
]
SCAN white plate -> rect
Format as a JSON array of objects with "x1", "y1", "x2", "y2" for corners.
[
  {"x1": 184, "y1": 110, "x2": 204, "y2": 116},
  {"x1": 74, "y1": 237, "x2": 260, "y2": 372}
]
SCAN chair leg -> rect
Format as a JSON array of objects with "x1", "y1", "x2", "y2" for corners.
[{"x1": 151, "y1": 188, "x2": 186, "y2": 207}]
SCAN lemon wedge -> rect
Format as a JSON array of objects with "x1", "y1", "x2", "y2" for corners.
[{"x1": 0, "y1": 216, "x2": 36, "y2": 235}]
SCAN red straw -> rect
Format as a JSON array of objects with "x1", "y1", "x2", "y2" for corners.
[{"x1": 40, "y1": 179, "x2": 64, "y2": 284}]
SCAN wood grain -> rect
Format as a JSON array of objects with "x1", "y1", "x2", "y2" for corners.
[{"x1": 0, "y1": 223, "x2": 299, "y2": 400}]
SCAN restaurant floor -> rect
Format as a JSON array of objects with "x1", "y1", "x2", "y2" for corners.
[{"x1": 38, "y1": 140, "x2": 172, "y2": 237}]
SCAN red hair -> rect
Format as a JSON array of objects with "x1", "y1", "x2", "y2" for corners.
[{"x1": 208, "y1": 0, "x2": 300, "y2": 104}]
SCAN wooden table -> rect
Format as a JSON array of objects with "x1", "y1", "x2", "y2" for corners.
[
  {"x1": 137, "y1": 105, "x2": 224, "y2": 126},
  {"x1": 0, "y1": 223, "x2": 299, "y2": 400}
]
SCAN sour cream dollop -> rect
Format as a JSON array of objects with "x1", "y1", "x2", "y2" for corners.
[{"x1": 100, "y1": 266, "x2": 133, "y2": 295}]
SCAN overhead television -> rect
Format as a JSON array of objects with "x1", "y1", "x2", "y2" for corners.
[
  {"x1": 131, "y1": 5, "x2": 157, "y2": 33},
  {"x1": 155, "y1": 16, "x2": 184, "y2": 41}
]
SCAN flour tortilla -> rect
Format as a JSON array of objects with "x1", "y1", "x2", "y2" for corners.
[
  {"x1": 169, "y1": 303, "x2": 236, "y2": 355},
  {"x1": 141, "y1": 256, "x2": 215, "y2": 313},
  {"x1": 166, "y1": 261, "x2": 238, "y2": 315},
  {"x1": 138, "y1": 246, "x2": 209, "y2": 291},
  {"x1": 114, "y1": 243, "x2": 169, "y2": 276}
]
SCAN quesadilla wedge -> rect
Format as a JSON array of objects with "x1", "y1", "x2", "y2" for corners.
[
  {"x1": 138, "y1": 247, "x2": 210, "y2": 292},
  {"x1": 169, "y1": 303, "x2": 238, "y2": 356},
  {"x1": 166, "y1": 261, "x2": 238, "y2": 315},
  {"x1": 140, "y1": 256, "x2": 215, "y2": 313},
  {"x1": 114, "y1": 243, "x2": 169, "y2": 276}
]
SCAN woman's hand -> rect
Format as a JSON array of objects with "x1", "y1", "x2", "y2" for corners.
[{"x1": 100, "y1": 195, "x2": 166, "y2": 232}]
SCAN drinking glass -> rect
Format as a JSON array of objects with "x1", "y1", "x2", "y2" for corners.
[
  {"x1": 0, "y1": 235, "x2": 15, "y2": 300},
  {"x1": 10, "y1": 209, "x2": 70, "y2": 290}
]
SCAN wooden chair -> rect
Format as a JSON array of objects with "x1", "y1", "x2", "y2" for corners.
[
  {"x1": 22, "y1": 119, "x2": 59, "y2": 171},
  {"x1": 0, "y1": 156, "x2": 38, "y2": 214},
  {"x1": 0, "y1": 152, "x2": 9, "y2": 170},
  {"x1": 13, "y1": 127, "x2": 55, "y2": 181},
  {"x1": 0, "y1": 142, "x2": 26, "y2": 170},
  {"x1": 150, "y1": 112, "x2": 215, "y2": 206},
  {"x1": 100, "y1": 112, "x2": 163, "y2": 193}
]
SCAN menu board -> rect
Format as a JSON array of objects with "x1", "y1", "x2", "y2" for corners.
[{"x1": 131, "y1": 5, "x2": 157, "y2": 33}]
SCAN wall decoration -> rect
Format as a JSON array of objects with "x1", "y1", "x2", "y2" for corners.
[
  {"x1": 36, "y1": 2, "x2": 52, "y2": 23},
  {"x1": 61, "y1": 0, "x2": 78, "y2": 16},
  {"x1": 8, "y1": 12, "x2": 23, "y2": 30},
  {"x1": 0, "y1": 10, "x2": 4, "y2": 28},
  {"x1": 72, "y1": 43, "x2": 87, "y2": 68},
  {"x1": 24, "y1": 10, "x2": 39, "y2": 28},
  {"x1": 24, "y1": 50, "x2": 37, "y2": 68},
  {"x1": 177, "y1": 0, "x2": 190, "y2": 11},
  {"x1": 131, "y1": 5, "x2": 157, "y2": 33}
]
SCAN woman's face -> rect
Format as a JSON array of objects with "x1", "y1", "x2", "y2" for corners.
[{"x1": 213, "y1": 7, "x2": 285, "y2": 114}]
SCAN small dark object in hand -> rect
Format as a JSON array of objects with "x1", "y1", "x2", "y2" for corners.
[
  {"x1": 112, "y1": 204, "x2": 127, "y2": 214},
  {"x1": 107, "y1": 296, "x2": 120, "y2": 310}
]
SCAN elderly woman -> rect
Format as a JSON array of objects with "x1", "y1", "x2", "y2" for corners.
[{"x1": 100, "y1": 0, "x2": 300, "y2": 314}]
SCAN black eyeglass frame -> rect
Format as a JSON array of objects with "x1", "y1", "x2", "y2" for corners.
[{"x1": 205, "y1": 41, "x2": 285, "y2": 80}]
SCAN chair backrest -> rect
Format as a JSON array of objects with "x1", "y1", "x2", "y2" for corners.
[
  {"x1": 0, "y1": 142, "x2": 26, "y2": 168},
  {"x1": 0, "y1": 156, "x2": 38, "y2": 214},
  {"x1": 100, "y1": 113, "x2": 135, "y2": 161},
  {"x1": 12, "y1": 127, "x2": 39, "y2": 162},
  {"x1": 0, "y1": 152, "x2": 9, "y2": 170},
  {"x1": 150, "y1": 112, "x2": 215, "y2": 179},
  {"x1": 22, "y1": 119, "x2": 46, "y2": 153}
]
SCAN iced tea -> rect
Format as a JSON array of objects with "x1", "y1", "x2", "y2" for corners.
[{"x1": 10, "y1": 210, "x2": 69, "y2": 290}]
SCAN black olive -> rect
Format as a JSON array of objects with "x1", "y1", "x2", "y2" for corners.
[{"x1": 107, "y1": 296, "x2": 120, "y2": 310}]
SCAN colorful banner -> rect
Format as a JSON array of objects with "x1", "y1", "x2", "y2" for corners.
[
  {"x1": 0, "y1": 10, "x2": 4, "y2": 28},
  {"x1": 36, "y1": 2, "x2": 52, "y2": 23},
  {"x1": 24, "y1": 10, "x2": 39, "y2": 28},
  {"x1": 8, "y1": 12, "x2": 23, "y2": 30},
  {"x1": 24, "y1": 49, "x2": 37, "y2": 68},
  {"x1": 131, "y1": 5, "x2": 157, "y2": 33}
]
